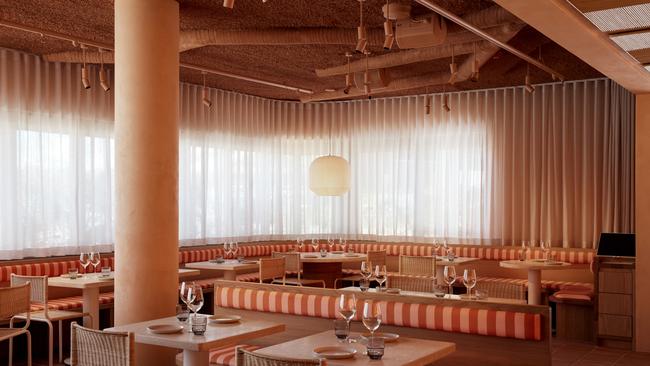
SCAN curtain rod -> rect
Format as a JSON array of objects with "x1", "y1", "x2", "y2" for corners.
[
  {"x1": 413, "y1": 0, "x2": 566, "y2": 81},
  {"x1": 0, "y1": 19, "x2": 314, "y2": 95}
]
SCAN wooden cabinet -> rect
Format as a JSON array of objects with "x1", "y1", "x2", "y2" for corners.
[{"x1": 594, "y1": 257, "x2": 635, "y2": 349}]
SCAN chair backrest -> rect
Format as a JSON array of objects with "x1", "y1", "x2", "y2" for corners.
[
  {"x1": 236, "y1": 345, "x2": 325, "y2": 366},
  {"x1": 272, "y1": 252, "x2": 300, "y2": 274},
  {"x1": 70, "y1": 322, "x2": 134, "y2": 366},
  {"x1": 11, "y1": 274, "x2": 48, "y2": 315},
  {"x1": 475, "y1": 279, "x2": 527, "y2": 301},
  {"x1": 387, "y1": 275, "x2": 434, "y2": 293},
  {"x1": 367, "y1": 250, "x2": 387, "y2": 267},
  {"x1": 259, "y1": 257, "x2": 286, "y2": 283},
  {"x1": 399, "y1": 255, "x2": 435, "y2": 276},
  {"x1": 0, "y1": 282, "x2": 31, "y2": 326}
]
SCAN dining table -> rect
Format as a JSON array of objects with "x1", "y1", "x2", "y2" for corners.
[
  {"x1": 499, "y1": 259, "x2": 572, "y2": 305},
  {"x1": 48, "y1": 268, "x2": 200, "y2": 329},
  {"x1": 300, "y1": 252, "x2": 367, "y2": 288},
  {"x1": 434, "y1": 256, "x2": 480, "y2": 284},
  {"x1": 256, "y1": 330, "x2": 456, "y2": 366},
  {"x1": 185, "y1": 259, "x2": 259, "y2": 280},
  {"x1": 107, "y1": 315, "x2": 285, "y2": 366}
]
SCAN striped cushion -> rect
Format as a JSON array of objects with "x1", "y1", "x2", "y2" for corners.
[
  {"x1": 30, "y1": 292, "x2": 115, "y2": 312},
  {"x1": 0, "y1": 258, "x2": 115, "y2": 282},
  {"x1": 477, "y1": 277, "x2": 593, "y2": 292},
  {"x1": 236, "y1": 273, "x2": 260, "y2": 282},
  {"x1": 178, "y1": 244, "x2": 296, "y2": 264},
  {"x1": 214, "y1": 286, "x2": 542, "y2": 341},
  {"x1": 192, "y1": 278, "x2": 221, "y2": 290},
  {"x1": 211, "y1": 344, "x2": 260, "y2": 365}
]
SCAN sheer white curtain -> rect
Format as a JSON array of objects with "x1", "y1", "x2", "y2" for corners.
[{"x1": 0, "y1": 49, "x2": 114, "y2": 259}]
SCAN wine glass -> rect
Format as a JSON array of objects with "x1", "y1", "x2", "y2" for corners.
[
  {"x1": 463, "y1": 269, "x2": 477, "y2": 299},
  {"x1": 311, "y1": 238, "x2": 320, "y2": 252},
  {"x1": 360, "y1": 261, "x2": 372, "y2": 280},
  {"x1": 296, "y1": 238, "x2": 304, "y2": 251},
  {"x1": 90, "y1": 252, "x2": 101, "y2": 273},
  {"x1": 231, "y1": 242, "x2": 239, "y2": 258},
  {"x1": 433, "y1": 239, "x2": 441, "y2": 257},
  {"x1": 179, "y1": 281, "x2": 196, "y2": 330},
  {"x1": 362, "y1": 300, "x2": 382, "y2": 338},
  {"x1": 187, "y1": 283, "x2": 204, "y2": 318},
  {"x1": 79, "y1": 253, "x2": 90, "y2": 274},
  {"x1": 443, "y1": 265, "x2": 456, "y2": 295},
  {"x1": 374, "y1": 265, "x2": 387, "y2": 291},
  {"x1": 338, "y1": 294, "x2": 356, "y2": 342},
  {"x1": 339, "y1": 238, "x2": 347, "y2": 252},
  {"x1": 224, "y1": 242, "x2": 232, "y2": 259},
  {"x1": 541, "y1": 240, "x2": 551, "y2": 262},
  {"x1": 327, "y1": 238, "x2": 335, "y2": 252}
]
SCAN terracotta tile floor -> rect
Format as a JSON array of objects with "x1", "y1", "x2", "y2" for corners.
[{"x1": 17, "y1": 339, "x2": 650, "y2": 365}]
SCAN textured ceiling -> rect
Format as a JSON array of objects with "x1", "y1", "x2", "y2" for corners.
[{"x1": 0, "y1": 0, "x2": 602, "y2": 101}]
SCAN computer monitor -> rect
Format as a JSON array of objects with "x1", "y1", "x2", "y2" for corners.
[{"x1": 596, "y1": 233, "x2": 635, "y2": 258}]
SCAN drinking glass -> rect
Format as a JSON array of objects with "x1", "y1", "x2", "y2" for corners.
[
  {"x1": 374, "y1": 265, "x2": 387, "y2": 291},
  {"x1": 79, "y1": 253, "x2": 90, "y2": 274},
  {"x1": 224, "y1": 242, "x2": 232, "y2": 259},
  {"x1": 366, "y1": 337, "x2": 385, "y2": 360},
  {"x1": 338, "y1": 293, "x2": 356, "y2": 342},
  {"x1": 541, "y1": 240, "x2": 551, "y2": 262},
  {"x1": 90, "y1": 252, "x2": 101, "y2": 273},
  {"x1": 231, "y1": 242, "x2": 239, "y2": 257},
  {"x1": 176, "y1": 304, "x2": 189, "y2": 323},
  {"x1": 334, "y1": 319, "x2": 349, "y2": 342},
  {"x1": 68, "y1": 268, "x2": 79, "y2": 279},
  {"x1": 360, "y1": 261, "x2": 372, "y2": 280},
  {"x1": 359, "y1": 278, "x2": 370, "y2": 292},
  {"x1": 296, "y1": 238, "x2": 304, "y2": 251},
  {"x1": 191, "y1": 314, "x2": 207, "y2": 335},
  {"x1": 319, "y1": 248, "x2": 327, "y2": 257},
  {"x1": 339, "y1": 238, "x2": 348, "y2": 252},
  {"x1": 311, "y1": 238, "x2": 320, "y2": 252},
  {"x1": 362, "y1": 300, "x2": 382, "y2": 338},
  {"x1": 520, "y1": 240, "x2": 529, "y2": 261},
  {"x1": 179, "y1": 282, "x2": 196, "y2": 310},
  {"x1": 443, "y1": 265, "x2": 456, "y2": 295},
  {"x1": 187, "y1": 283, "x2": 204, "y2": 317},
  {"x1": 101, "y1": 267, "x2": 111, "y2": 277},
  {"x1": 327, "y1": 238, "x2": 335, "y2": 252},
  {"x1": 433, "y1": 283, "x2": 446, "y2": 298},
  {"x1": 463, "y1": 269, "x2": 477, "y2": 299},
  {"x1": 433, "y1": 239, "x2": 441, "y2": 257}
]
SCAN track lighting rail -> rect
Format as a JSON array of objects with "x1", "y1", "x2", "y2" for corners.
[
  {"x1": 414, "y1": 0, "x2": 566, "y2": 81},
  {"x1": 0, "y1": 19, "x2": 313, "y2": 95}
]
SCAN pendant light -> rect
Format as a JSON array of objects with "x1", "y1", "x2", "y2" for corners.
[
  {"x1": 202, "y1": 72, "x2": 212, "y2": 108},
  {"x1": 448, "y1": 44, "x2": 458, "y2": 85},
  {"x1": 363, "y1": 50, "x2": 371, "y2": 95},
  {"x1": 343, "y1": 52, "x2": 354, "y2": 94},
  {"x1": 425, "y1": 87, "x2": 431, "y2": 115},
  {"x1": 80, "y1": 44, "x2": 90, "y2": 90},
  {"x1": 356, "y1": 0, "x2": 367, "y2": 53},
  {"x1": 309, "y1": 118, "x2": 350, "y2": 196},
  {"x1": 442, "y1": 86, "x2": 451, "y2": 112},
  {"x1": 524, "y1": 63, "x2": 534, "y2": 93},
  {"x1": 98, "y1": 49, "x2": 110, "y2": 92},
  {"x1": 383, "y1": 0, "x2": 394, "y2": 50},
  {"x1": 469, "y1": 42, "x2": 479, "y2": 82}
]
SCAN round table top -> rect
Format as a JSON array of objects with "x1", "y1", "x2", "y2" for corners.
[
  {"x1": 300, "y1": 252, "x2": 367, "y2": 263},
  {"x1": 499, "y1": 259, "x2": 572, "y2": 271}
]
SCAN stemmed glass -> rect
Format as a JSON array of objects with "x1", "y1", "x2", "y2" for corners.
[
  {"x1": 187, "y1": 283, "x2": 204, "y2": 318},
  {"x1": 231, "y1": 242, "x2": 239, "y2": 258},
  {"x1": 374, "y1": 265, "x2": 387, "y2": 291},
  {"x1": 327, "y1": 238, "x2": 335, "y2": 252},
  {"x1": 311, "y1": 238, "x2": 320, "y2": 252},
  {"x1": 443, "y1": 265, "x2": 456, "y2": 295},
  {"x1": 360, "y1": 261, "x2": 372, "y2": 280},
  {"x1": 338, "y1": 294, "x2": 356, "y2": 343},
  {"x1": 79, "y1": 253, "x2": 90, "y2": 274},
  {"x1": 90, "y1": 252, "x2": 101, "y2": 273},
  {"x1": 463, "y1": 269, "x2": 477, "y2": 299},
  {"x1": 296, "y1": 238, "x2": 304, "y2": 251},
  {"x1": 339, "y1": 238, "x2": 347, "y2": 252},
  {"x1": 541, "y1": 240, "x2": 551, "y2": 262},
  {"x1": 433, "y1": 239, "x2": 441, "y2": 257},
  {"x1": 224, "y1": 242, "x2": 232, "y2": 259},
  {"x1": 362, "y1": 300, "x2": 382, "y2": 338},
  {"x1": 179, "y1": 281, "x2": 196, "y2": 330}
]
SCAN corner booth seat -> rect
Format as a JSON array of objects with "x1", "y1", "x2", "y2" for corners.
[{"x1": 210, "y1": 280, "x2": 551, "y2": 366}]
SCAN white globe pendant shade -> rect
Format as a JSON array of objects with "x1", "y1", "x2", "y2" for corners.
[{"x1": 309, "y1": 155, "x2": 350, "y2": 196}]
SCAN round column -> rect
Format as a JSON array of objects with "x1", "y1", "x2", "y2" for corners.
[{"x1": 114, "y1": 0, "x2": 179, "y2": 362}]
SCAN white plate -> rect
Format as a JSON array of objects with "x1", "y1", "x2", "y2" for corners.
[
  {"x1": 61, "y1": 273, "x2": 83, "y2": 278},
  {"x1": 361, "y1": 332, "x2": 400, "y2": 343},
  {"x1": 146, "y1": 324, "x2": 184, "y2": 334},
  {"x1": 331, "y1": 251, "x2": 344, "y2": 254},
  {"x1": 209, "y1": 314, "x2": 241, "y2": 324},
  {"x1": 385, "y1": 288, "x2": 401, "y2": 294},
  {"x1": 545, "y1": 261, "x2": 564, "y2": 266},
  {"x1": 343, "y1": 253, "x2": 360, "y2": 257},
  {"x1": 312, "y1": 346, "x2": 357, "y2": 359},
  {"x1": 303, "y1": 255, "x2": 319, "y2": 258}
]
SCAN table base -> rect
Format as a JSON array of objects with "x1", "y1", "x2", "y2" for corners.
[
  {"x1": 184, "y1": 349, "x2": 210, "y2": 366},
  {"x1": 302, "y1": 262, "x2": 342, "y2": 288},
  {"x1": 527, "y1": 269, "x2": 542, "y2": 305}
]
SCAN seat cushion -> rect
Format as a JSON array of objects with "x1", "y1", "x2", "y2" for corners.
[
  {"x1": 550, "y1": 291, "x2": 594, "y2": 304},
  {"x1": 175, "y1": 345, "x2": 260, "y2": 366},
  {"x1": 236, "y1": 272, "x2": 260, "y2": 282},
  {"x1": 30, "y1": 292, "x2": 115, "y2": 312}
]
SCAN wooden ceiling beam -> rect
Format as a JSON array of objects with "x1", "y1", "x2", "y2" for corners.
[
  {"x1": 494, "y1": 0, "x2": 650, "y2": 94},
  {"x1": 571, "y1": 0, "x2": 650, "y2": 13},
  {"x1": 630, "y1": 48, "x2": 650, "y2": 63}
]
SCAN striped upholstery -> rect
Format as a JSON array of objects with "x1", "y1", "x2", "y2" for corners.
[
  {"x1": 214, "y1": 286, "x2": 542, "y2": 341},
  {"x1": 347, "y1": 243, "x2": 594, "y2": 265},
  {"x1": 236, "y1": 273, "x2": 260, "y2": 282},
  {"x1": 175, "y1": 345, "x2": 260, "y2": 366},
  {"x1": 0, "y1": 257, "x2": 115, "y2": 282},
  {"x1": 477, "y1": 277, "x2": 593, "y2": 293},
  {"x1": 30, "y1": 292, "x2": 115, "y2": 312}
]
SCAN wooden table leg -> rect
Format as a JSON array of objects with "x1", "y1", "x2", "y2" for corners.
[
  {"x1": 183, "y1": 349, "x2": 209, "y2": 366},
  {"x1": 302, "y1": 262, "x2": 342, "y2": 288},
  {"x1": 223, "y1": 270, "x2": 237, "y2": 281},
  {"x1": 527, "y1": 269, "x2": 542, "y2": 305},
  {"x1": 82, "y1": 287, "x2": 100, "y2": 329}
]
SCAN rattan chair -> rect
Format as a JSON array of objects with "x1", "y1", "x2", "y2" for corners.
[
  {"x1": 259, "y1": 257, "x2": 286, "y2": 285},
  {"x1": 11, "y1": 274, "x2": 93, "y2": 366},
  {"x1": 2, "y1": 282, "x2": 32, "y2": 366},
  {"x1": 387, "y1": 275, "x2": 435, "y2": 293},
  {"x1": 236, "y1": 345, "x2": 325, "y2": 366},
  {"x1": 475, "y1": 279, "x2": 527, "y2": 301},
  {"x1": 271, "y1": 252, "x2": 325, "y2": 287},
  {"x1": 398, "y1": 255, "x2": 436, "y2": 277},
  {"x1": 333, "y1": 250, "x2": 387, "y2": 288},
  {"x1": 70, "y1": 322, "x2": 134, "y2": 366}
]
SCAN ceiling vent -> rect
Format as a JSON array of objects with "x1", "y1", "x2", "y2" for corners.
[{"x1": 382, "y1": 3, "x2": 447, "y2": 49}]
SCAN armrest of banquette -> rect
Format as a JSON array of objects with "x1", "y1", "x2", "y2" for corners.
[{"x1": 213, "y1": 280, "x2": 552, "y2": 366}]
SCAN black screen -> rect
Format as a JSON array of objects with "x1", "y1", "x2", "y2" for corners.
[{"x1": 597, "y1": 233, "x2": 635, "y2": 257}]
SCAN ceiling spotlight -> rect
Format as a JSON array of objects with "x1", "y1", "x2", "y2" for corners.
[
  {"x1": 448, "y1": 45, "x2": 458, "y2": 85},
  {"x1": 525, "y1": 64, "x2": 535, "y2": 93},
  {"x1": 356, "y1": 0, "x2": 367, "y2": 53},
  {"x1": 80, "y1": 45, "x2": 90, "y2": 90},
  {"x1": 223, "y1": 0, "x2": 235, "y2": 8},
  {"x1": 383, "y1": 0, "x2": 394, "y2": 50},
  {"x1": 363, "y1": 50, "x2": 371, "y2": 95},
  {"x1": 443, "y1": 94, "x2": 451, "y2": 112},
  {"x1": 202, "y1": 72, "x2": 212, "y2": 108},
  {"x1": 98, "y1": 49, "x2": 110, "y2": 92},
  {"x1": 344, "y1": 52, "x2": 354, "y2": 94},
  {"x1": 425, "y1": 89, "x2": 431, "y2": 115},
  {"x1": 469, "y1": 43, "x2": 479, "y2": 82}
]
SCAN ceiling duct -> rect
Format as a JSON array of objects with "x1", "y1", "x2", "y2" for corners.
[{"x1": 382, "y1": 3, "x2": 447, "y2": 49}]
